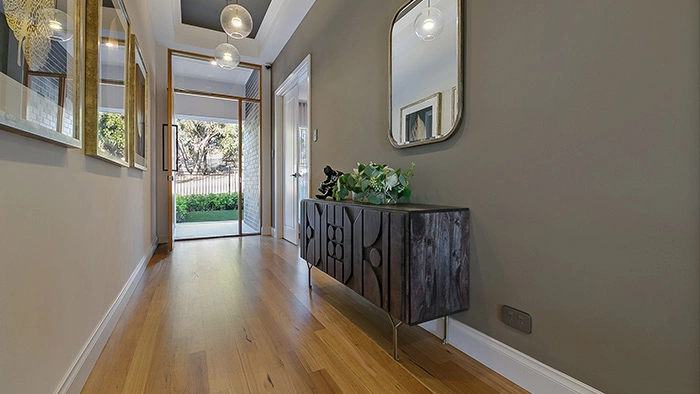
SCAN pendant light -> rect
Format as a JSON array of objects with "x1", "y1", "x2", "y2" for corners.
[
  {"x1": 39, "y1": 6, "x2": 74, "y2": 42},
  {"x1": 414, "y1": 0, "x2": 444, "y2": 41},
  {"x1": 214, "y1": 38, "x2": 240, "y2": 70},
  {"x1": 220, "y1": 0, "x2": 253, "y2": 39}
]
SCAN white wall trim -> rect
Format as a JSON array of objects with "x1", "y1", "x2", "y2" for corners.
[
  {"x1": 54, "y1": 238, "x2": 159, "y2": 394},
  {"x1": 420, "y1": 319, "x2": 605, "y2": 394}
]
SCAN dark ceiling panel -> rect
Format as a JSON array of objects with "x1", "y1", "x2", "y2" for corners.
[{"x1": 180, "y1": 0, "x2": 271, "y2": 39}]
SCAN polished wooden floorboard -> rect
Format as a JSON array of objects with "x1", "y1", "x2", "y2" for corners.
[{"x1": 82, "y1": 237, "x2": 527, "y2": 394}]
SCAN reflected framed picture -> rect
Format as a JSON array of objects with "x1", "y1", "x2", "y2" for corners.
[
  {"x1": 84, "y1": 0, "x2": 131, "y2": 166},
  {"x1": 129, "y1": 35, "x2": 147, "y2": 170},
  {"x1": 400, "y1": 92, "x2": 441, "y2": 143},
  {"x1": 0, "y1": 0, "x2": 83, "y2": 147}
]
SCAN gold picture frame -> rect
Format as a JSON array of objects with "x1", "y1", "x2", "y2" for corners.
[
  {"x1": 0, "y1": 0, "x2": 84, "y2": 148},
  {"x1": 84, "y1": 0, "x2": 131, "y2": 166},
  {"x1": 129, "y1": 34, "x2": 148, "y2": 170}
]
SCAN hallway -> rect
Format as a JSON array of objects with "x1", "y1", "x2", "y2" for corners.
[{"x1": 81, "y1": 237, "x2": 525, "y2": 393}]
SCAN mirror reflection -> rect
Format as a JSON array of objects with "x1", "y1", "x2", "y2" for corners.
[
  {"x1": 390, "y1": 0, "x2": 461, "y2": 148},
  {"x1": 0, "y1": 0, "x2": 79, "y2": 141},
  {"x1": 97, "y1": 0, "x2": 128, "y2": 161}
]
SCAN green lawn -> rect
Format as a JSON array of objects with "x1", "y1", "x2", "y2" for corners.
[{"x1": 183, "y1": 210, "x2": 240, "y2": 223}]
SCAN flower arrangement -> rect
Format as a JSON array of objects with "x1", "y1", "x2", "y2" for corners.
[{"x1": 333, "y1": 162, "x2": 415, "y2": 204}]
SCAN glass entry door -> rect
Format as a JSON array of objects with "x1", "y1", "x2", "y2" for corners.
[{"x1": 169, "y1": 51, "x2": 261, "y2": 239}]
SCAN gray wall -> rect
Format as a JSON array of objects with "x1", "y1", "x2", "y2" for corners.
[{"x1": 271, "y1": 1, "x2": 700, "y2": 393}]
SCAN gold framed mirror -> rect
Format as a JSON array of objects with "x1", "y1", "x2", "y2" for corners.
[
  {"x1": 84, "y1": 0, "x2": 130, "y2": 166},
  {"x1": 0, "y1": 0, "x2": 84, "y2": 147},
  {"x1": 389, "y1": 0, "x2": 462, "y2": 148},
  {"x1": 129, "y1": 34, "x2": 147, "y2": 170}
]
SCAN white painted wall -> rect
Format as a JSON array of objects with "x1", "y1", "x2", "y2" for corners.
[{"x1": 0, "y1": 0, "x2": 158, "y2": 392}]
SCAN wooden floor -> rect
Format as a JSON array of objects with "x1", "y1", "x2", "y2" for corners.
[{"x1": 82, "y1": 236, "x2": 527, "y2": 394}]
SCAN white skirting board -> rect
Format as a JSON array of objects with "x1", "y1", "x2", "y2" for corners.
[
  {"x1": 420, "y1": 319, "x2": 605, "y2": 394},
  {"x1": 54, "y1": 238, "x2": 159, "y2": 394}
]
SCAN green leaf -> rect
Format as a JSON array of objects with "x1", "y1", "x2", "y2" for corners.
[{"x1": 368, "y1": 194, "x2": 382, "y2": 204}]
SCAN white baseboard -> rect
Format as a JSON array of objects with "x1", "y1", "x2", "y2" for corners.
[
  {"x1": 54, "y1": 238, "x2": 159, "y2": 394},
  {"x1": 420, "y1": 319, "x2": 604, "y2": 394}
]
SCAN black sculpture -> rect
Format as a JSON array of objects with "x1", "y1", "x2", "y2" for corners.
[{"x1": 315, "y1": 165, "x2": 343, "y2": 199}]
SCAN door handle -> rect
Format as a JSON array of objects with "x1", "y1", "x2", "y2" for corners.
[{"x1": 290, "y1": 173, "x2": 300, "y2": 178}]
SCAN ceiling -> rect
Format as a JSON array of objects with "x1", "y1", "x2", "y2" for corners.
[
  {"x1": 180, "y1": 0, "x2": 271, "y2": 39},
  {"x1": 147, "y1": 0, "x2": 316, "y2": 64}
]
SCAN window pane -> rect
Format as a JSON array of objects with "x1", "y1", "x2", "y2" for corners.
[{"x1": 172, "y1": 54, "x2": 259, "y2": 99}]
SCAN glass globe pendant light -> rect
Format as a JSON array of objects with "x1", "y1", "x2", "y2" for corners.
[
  {"x1": 214, "y1": 41, "x2": 240, "y2": 70},
  {"x1": 220, "y1": 0, "x2": 253, "y2": 39},
  {"x1": 39, "y1": 6, "x2": 74, "y2": 42},
  {"x1": 414, "y1": 0, "x2": 444, "y2": 41}
]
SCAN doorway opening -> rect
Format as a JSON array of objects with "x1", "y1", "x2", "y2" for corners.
[
  {"x1": 168, "y1": 51, "x2": 262, "y2": 241},
  {"x1": 274, "y1": 55, "x2": 311, "y2": 245}
]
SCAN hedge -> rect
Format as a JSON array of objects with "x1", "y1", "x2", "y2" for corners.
[{"x1": 176, "y1": 193, "x2": 243, "y2": 223}]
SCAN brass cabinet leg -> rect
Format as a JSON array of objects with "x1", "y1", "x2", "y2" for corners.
[
  {"x1": 386, "y1": 313, "x2": 404, "y2": 361},
  {"x1": 307, "y1": 263, "x2": 313, "y2": 289},
  {"x1": 442, "y1": 316, "x2": 449, "y2": 345}
]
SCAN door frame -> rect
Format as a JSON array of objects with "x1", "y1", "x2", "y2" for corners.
[
  {"x1": 273, "y1": 54, "x2": 311, "y2": 240},
  {"x1": 167, "y1": 49, "x2": 263, "y2": 245}
]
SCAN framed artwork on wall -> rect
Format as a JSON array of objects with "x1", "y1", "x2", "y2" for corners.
[
  {"x1": 129, "y1": 35, "x2": 147, "y2": 170},
  {"x1": 0, "y1": 0, "x2": 84, "y2": 148},
  {"x1": 400, "y1": 92, "x2": 441, "y2": 143},
  {"x1": 84, "y1": 0, "x2": 131, "y2": 166}
]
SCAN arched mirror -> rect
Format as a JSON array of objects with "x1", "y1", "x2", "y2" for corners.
[{"x1": 389, "y1": 0, "x2": 462, "y2": 148}]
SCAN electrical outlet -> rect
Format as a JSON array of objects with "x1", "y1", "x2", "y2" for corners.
[{"x1": 501, "y1": 305, "x2": 532, "y2": 334}]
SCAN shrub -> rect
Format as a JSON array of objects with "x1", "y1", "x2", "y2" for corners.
[{"x1": 175, "y1": 193, "x2": 243, "y2": 222}]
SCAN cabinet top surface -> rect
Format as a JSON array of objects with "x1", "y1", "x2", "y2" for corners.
[{"x1": 303, "y1": 198, "x2": 469, "y2": 213}]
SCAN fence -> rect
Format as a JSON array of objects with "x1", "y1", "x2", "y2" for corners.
[{"x1": 176, "y1": 173, "x2": 238, "y2": 196}]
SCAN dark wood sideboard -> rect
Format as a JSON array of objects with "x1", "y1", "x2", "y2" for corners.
[{"x1": 300, "y1": 199, "x2": 470, "y2": 359}]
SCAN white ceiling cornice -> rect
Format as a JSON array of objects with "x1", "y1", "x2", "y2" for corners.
[{"x1": 148, "y1": 0, "x2": 315, "y2": 64}]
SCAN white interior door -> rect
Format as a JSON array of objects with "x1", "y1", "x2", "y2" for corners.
[
  {"x1": 283, "y1": 85, "x2": 300, "y2": 244},
  {"x1": 274, "y1": 54, "x2": 311, "y2": 243}
]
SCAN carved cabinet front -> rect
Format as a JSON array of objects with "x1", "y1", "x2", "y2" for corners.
[{"x1": 300, "y1": 199, "x2": 470, "y2": 325}]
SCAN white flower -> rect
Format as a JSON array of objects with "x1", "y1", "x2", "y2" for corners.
[{"x1": 385, "y1": 173, "x2": 399, "y2": 189}]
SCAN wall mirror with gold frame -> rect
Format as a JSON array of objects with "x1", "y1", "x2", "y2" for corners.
[
  {"x1": 0, "y1": 0, "x2": 84, "y2": 147},
  {"x1": 389, "y1": 0, "x2": 462, "y2": 148},
  {"x1": 84, "y1": 0, "x2": 130, "y2": 166},
  {"x1": 129, "y1": 34, "x2": 147, "y2": 170}
]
